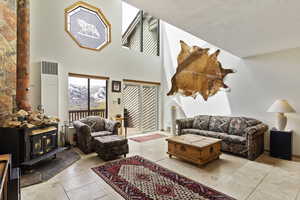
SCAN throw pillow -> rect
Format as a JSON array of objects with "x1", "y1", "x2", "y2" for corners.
[
  {"x1": 192, "y1": 115, "x2": 210, "y2": 130},
  {"x1": 208, "y1": 116, "x2": 231, "y2": 133},
  {"x1": 105, "y1": 120, "x2": 115, "y2": 132},
  {"x1": 228, "y1": 117, "x2": 247, "y2": 136}
]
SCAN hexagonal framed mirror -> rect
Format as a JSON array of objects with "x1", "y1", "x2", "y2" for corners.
[{"x1": 65, "y1": 1, "x2": 111, "y2": 51}]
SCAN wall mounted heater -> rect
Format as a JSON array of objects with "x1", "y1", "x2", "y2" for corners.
[{"x1": 41, "y1": 61, "x2": 59, "y2": 117}]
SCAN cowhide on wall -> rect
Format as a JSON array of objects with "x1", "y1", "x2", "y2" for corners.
[
  {"x1": 0, "y1": 0, "x2": 17, "y2": 121},
  {"x1": 167, "y1": 40, "x2": 234, "y2": 101}
]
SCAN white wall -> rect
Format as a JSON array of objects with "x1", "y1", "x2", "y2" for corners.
[
  {"x1": 161, "y1": 22, "x2": 300, "y2": 156},
  {"x1": 29, "y1": 0, "x2": 161, "y2": 122},
  {"x1": 228, "y1": 48, "x2": 300, "y2": 156}
]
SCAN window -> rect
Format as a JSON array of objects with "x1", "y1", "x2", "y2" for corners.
[
  {"x1": 122, "y1": 2, "x2": 160, "y2": 56},
  {"x1": 68, "y1": 74, "x2": 108, "y2": 122}
]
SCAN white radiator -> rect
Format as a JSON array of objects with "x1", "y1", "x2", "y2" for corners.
[{"x1": 41, "y1": 61, "x2": 59, "y2": 117}]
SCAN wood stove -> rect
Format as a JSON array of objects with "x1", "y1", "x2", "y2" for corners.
[
  {"x1": 0, "y1": 124, "x2": 64, "y2": 168},
  {"x1": 29, "y1": 126, "x2": 58, "y2": 159}
]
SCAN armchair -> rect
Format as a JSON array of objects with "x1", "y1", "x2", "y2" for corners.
[{"x1": 73, "y1": 116, "x2": 119, "y2": 154}]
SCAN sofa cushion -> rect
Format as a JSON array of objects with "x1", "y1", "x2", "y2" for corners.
[
  {"x1": 181, "y1": 129, "x2": 220, "y2": 139},
  {"x1": 92, "y1": 117, "x2": 106, "y2": 132},
  {"x1": 229, "y1": 117, "x2": 261, "y2": 136},
  {"x1": 104, "y1": 119, "x2": 115, "y2": 132},
  {"x1": 91, "y1": 131, "x2": 112, "y2": 138},
  {"x1": 181, "y1": 129, "x2": 245, "y2": 144},
  {"x1": 228, "y1": 117, "x2": 248, "y2": 136},
  {"x1": 177, "y1": 118, "x2": 194, "y2": 129},
  {"x1": 80, "y1": 116, "x2": 105, "y2": 132},
  {"x1": 181, "y1": 129, "x2": 204, "y2": 136},
  {"x1": 197, "y1": 130, "x2": 219, "y2": 138},
  {"x1": 208, "y1": 116, "x2": 231, "y2": 133},
  {"x1": 218, "y1": 133, "x2": 246, "y2": 145},
  {"x1": 192, "y1": 115, "x2": 210, "y2": 130}
]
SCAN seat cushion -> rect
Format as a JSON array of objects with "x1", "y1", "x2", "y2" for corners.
[
  {"x1": 94, "y1": 135, "x2": 127, "y2": 147},
  {"x1": 181, "y1": 129, "x2": 246, "y2": 144},
  {"x1": 208, "y1": 116, "x2": 231, "y2": 133},
  {"x1": 218, "y1": 133, "x2": 246, "y2": 144},
  {"x1": 91, "y1": 131, "x2": 112, "y2": 138},
  {"x1": 181, "y1": 129, "x2": 206, "y2": 136},
  {"x1": 192, "y1": 115, "x2": 210, "y2": 130},
  {"x1": 181, "y1": 129, "x2": 220, "y2": 139}
]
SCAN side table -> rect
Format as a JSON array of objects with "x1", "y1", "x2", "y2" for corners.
[{"x1": 270, "y1": 128, "x2": 292, "y2": 160}]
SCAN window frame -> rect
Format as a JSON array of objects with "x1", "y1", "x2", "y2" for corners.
[
  {"x1": 68, "y1": 73, "x2": 109, "y2": 121},
  {"x1": 122, "y1": 6, "x2": 160, "y2": 56}
]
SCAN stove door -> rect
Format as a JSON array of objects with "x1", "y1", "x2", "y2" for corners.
[
  {"x1": 30, "y1": 135, "x2": 44, "y2": 159},
  {"x1": 43, "y1": 132, "x2": 57, "y2": 153}
]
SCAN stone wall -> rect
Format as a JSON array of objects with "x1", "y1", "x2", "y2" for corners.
[{"x1": 0, "y1": 0, "x2": 17, "y2": 121}]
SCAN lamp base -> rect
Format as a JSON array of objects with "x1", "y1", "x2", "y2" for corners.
[{"x1": 276, "y1": 113, "x2": 287, "y2": 131}]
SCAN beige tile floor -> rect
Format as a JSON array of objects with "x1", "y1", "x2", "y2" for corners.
[{"x1": 22, "y1": 132, "x2": 300, "y2": 200}]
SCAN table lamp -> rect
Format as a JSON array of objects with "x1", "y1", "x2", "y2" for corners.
[{"x1": 267, "y1": 99, "x2": 296, "y2": 131}]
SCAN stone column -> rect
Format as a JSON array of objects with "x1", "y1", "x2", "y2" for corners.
[{"x1": 16, "y1": 0, "x2": 31, "y2": 111}]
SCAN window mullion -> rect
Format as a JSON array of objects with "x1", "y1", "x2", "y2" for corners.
[
  {"x1": 88, "y1": 78, "x2": 90, "y2": 115},
  {"x1": 140, "y1": 10, "x2": 143, "y2": 53}
]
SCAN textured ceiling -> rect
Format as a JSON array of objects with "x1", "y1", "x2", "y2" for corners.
[{"x1": 124, "y1": 0, "x2": 300, "y2": 57}]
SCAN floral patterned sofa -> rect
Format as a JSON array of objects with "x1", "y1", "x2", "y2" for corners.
[
  {"x1": 73, "y1": 116, "x2": 119, "y2": 154},
  {"x1": 176, "y1": 115, "x2": 268, "y2": 160}
]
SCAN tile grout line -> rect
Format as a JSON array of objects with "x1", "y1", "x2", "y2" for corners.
[
  {"x1": 295, "y1": 189, "x2": 300, "y2": 200},
  {"x1": 154, "y1": 157, "x2": 168, "y2": 163},
  {"x1": 61, "y1": 182, "x2": 71, "y2": 200},
  {"x1": 63, "y1": 179, "x2": 98, "y2": 193},
  {"x1": 244, "y1": 165, "x2": 275, "y2": 200}
]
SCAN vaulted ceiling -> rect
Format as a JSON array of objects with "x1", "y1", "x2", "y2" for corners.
[{"x1": 124, "y1": 0, "x2": 300, "y2": 58}]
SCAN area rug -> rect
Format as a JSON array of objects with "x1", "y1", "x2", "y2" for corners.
[
  {"x1": 21, "y1": 149, "x2": 81, "y2": 188},
  {"x1": 92, "y1": 155, "x2": 236, "y2": 200},
  {"x1": 129, "y1": 134, "x2": 166, "y2": 143}
]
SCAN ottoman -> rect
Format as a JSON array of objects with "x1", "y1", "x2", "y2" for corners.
[{"x1": 94, "y1": 135, "x2": 129, "y2": 161}]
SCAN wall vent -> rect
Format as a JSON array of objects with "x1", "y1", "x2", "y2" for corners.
[{"x1": 41, "y1": 61, "x2": 58, "y2": 75}]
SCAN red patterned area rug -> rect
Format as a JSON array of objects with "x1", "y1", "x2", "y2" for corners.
[
  {"x1": 92, "y1": 156, "x2": 236, "y2": 200},
  {"x1": 129, "y1": 134, "x2": 166, "y2": 143}
]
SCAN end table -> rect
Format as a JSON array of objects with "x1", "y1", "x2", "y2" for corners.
[{"x1": 270, "y1": 128, "x2": 292, "y2": 160}]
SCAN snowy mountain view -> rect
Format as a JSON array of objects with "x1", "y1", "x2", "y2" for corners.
[{"x1": 68, "y1": 77, "x2": 107, "y2": 110}]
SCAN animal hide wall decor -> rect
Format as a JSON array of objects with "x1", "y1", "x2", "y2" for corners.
[{"x1": 167, "y1": 41, "x2": 235, "y2": 101}]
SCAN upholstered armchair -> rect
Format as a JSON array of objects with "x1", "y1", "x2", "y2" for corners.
[{"x1": 73, "y1": 116, "x2": 119, "y2": 154}]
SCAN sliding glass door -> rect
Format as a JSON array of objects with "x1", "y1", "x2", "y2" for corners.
[
  {"x1": 141, "y1": 85, "x2": 159, "y2": 132},
  {"x1": 123, "y1": 83, "x2": 159, "y2": 134},
  {"x1": 68, "y1": 75, "x2": 107, "y2": 122}
]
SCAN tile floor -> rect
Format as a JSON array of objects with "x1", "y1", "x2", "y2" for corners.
[{"x1": 21, "y1": 132, "x2": 300, "y2": 200}]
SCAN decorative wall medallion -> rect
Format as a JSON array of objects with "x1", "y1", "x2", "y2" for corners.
[{"x1": 65, "y1": 1, "x2": 111, "y2": 51}]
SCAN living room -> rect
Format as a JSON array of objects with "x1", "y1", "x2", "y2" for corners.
[{"x1": 1, "y1": 0, "x2": 300, "y2": 200}]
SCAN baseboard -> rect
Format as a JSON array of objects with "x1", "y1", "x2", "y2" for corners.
[{"x1": 264, "y1": 149, "x2": 300, "y2": 159}]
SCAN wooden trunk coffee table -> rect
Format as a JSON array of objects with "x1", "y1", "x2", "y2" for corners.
[{"x1": 166, "y1": 134, "x2": 222, "y2": 166}]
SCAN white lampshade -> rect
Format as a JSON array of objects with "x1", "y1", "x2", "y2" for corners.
[{"x1": 267, "y1": 100, "x2": 296, "y2": 113}]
